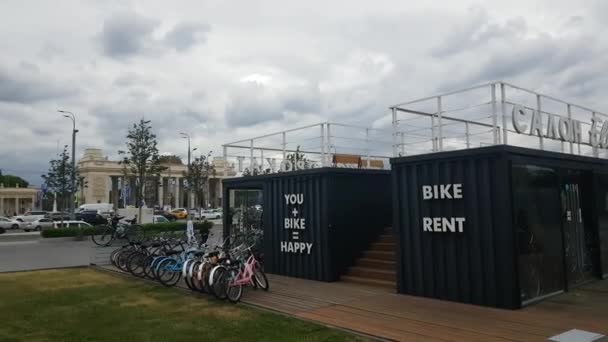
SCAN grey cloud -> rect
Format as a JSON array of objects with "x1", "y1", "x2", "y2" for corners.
[
  {"x1": 0, "y1": 64, "x2": 76, "y2": 104},
  {"x1": 164, "y1": 22, "x2": 210, "y2": 51},
  {"x1": 431, "y1": 8, "x2": 527, "y2": 58},
  {"x1": 99, "y1": 12, "x2": 160, "y2": 59},
  {"x1": 225, "y1": 82, "x2": 322, "y2": 127}
]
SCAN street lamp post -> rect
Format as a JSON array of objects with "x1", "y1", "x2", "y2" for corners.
[
  {"x1": 58, "y1": 110, "x2": 78, "y2": 220},
  {"x1": 180, "y1": 133, "x2": 197, "y2": 208}
]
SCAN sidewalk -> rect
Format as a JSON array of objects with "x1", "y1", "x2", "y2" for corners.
[{"x1": 96, "y1": 264, "x2": 608, "y2": 341}]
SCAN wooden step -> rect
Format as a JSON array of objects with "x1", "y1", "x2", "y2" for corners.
[
  {"x1": 341, "y1": 275, "x2": 395, "y2": 289},
  {"x1": 356, "y1": 258, "x2": 396, "y2": 270},
  {"x1": 363, "y1": 250, "x2": 395, "y2": 261},
  {"x1": 376, "y1": 235, "x2": 395, "y2": 243},
  {"x1": 369, "y1": 242, "x2": 395, "y2": 252},
  {"x1": 347, "y1": 267, "x2": 396, "y2": 281}
]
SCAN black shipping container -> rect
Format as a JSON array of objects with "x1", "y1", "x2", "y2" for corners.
[
  {"x1": 222, "y1": 168, "x2": 392, "y2": 282},
  {"x1": 391, "y1": 145, "x2": 608, "y2": 309}
]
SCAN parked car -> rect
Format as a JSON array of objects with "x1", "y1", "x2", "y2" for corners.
[
  {"x1": 154, "y1": 210, "x2": 177, "y2": 222},
  {"x1": 77, "y1": 210, "x2": 108, "y2": 226},
  {"x1": 188, "y1": 208, "x2": 201, "y2": 220},
  {"x1": 53, "y1": 221, "x2": 93, "y2": 229},
  {"x1": 24, "y1": 218, "x2": 54, "y2": 232},
  {"x1": 153, "y1": 215, "x2": 169, "y2": 223},
  {"x1": 45, "y1": 212, "x2": 71, "y2": 221},
  {"x1": 13, "y1": 211, "x2": 48, "y2": 223},
  {"x1": 201, "y1": 209, "x2": 222, "y2": 220},
  {"x1": 78, "y1": 203, "x2": 113, "y2": 214},
  {"x1": 170, "y1": 208, "x2": 188, "y2": 219},
  {"x1": 0, "y1": 216, "x2": 28, "y2": 229}
]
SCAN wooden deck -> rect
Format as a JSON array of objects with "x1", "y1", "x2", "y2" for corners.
[{"x1": 96, "y1": 265, "x2": 608, "y2": 341}]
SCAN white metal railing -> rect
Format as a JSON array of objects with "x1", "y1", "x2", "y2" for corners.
[
  {"x1": 390, "y1": 81, "x2": 608, "y2": 159},
  {"x1": 222, "y1": 122, "x2": 393, "y2": 176},
  {"x1": 222, "y1": 81, "x2": 608, "y2": 177}
]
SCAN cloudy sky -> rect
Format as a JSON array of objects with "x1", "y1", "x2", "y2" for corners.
[{"x1": 1, "y1": 0, "x2": 607, "y2": 185}]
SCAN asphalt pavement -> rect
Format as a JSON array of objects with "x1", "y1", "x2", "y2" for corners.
[
  {"x1": 0, "y1": 238, "x2": 93, "y2": 273},
  {"x1": 0, "y1": 219, "x2": 223, "y2": 273}
]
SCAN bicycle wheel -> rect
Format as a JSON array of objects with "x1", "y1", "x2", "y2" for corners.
[
  {"x1": 110, "y1": 247, "x2": 125, "y2": 267},
  {"x1": 226, "y1": 282, "x2": 243, "y2": 303},
  {"x1": 253, "y1": 264, "x2": 269, "y2": 291},
  {"x1": 92, "y1": 225, "x2": 114, "y2": 246},
  {"x1": 126, "y1": 224, "x2": 146, "y2": 243},
  {"x1": 157, "y1": 258, "x2": 181, "y2": 287},
  {"x1": 211, "y1": 266, "x2": 228, "y2": 300},
  {"x1": 142, "y1": 255, "x2": 157, "y2": 279},
  {"x1": 117, "y1": 250, "x2": 135, "y2": 272},
  {"x1": 183, "y1": 260, "x2": 196, "y2": 290},
  {"x1": 127, "y1": 252, "x2": 147, "y2": 277}
]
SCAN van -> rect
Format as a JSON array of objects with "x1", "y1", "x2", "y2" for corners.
[{"x1": 78, "y1": 203, "x2": 114, "y2": 216}]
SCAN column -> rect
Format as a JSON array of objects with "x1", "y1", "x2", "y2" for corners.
[
  {"x1": 31, "y1": 195, "x2": 36, "y2": 211},
  {"x1": 14, "y1": 197, "x2": 19, "y2": 215},
  {"x1": 174, "y1": 177, "x2": 180, "y2": 208},
  {"x1": 158, "y1": 177, "x2": 164, "y2": 208},
  {"x1": 0, "y1": 197, "x2": 4, "y2": 216},
  {"x1": 111, "y1": 176, "x2": 119, "y2": 211}
]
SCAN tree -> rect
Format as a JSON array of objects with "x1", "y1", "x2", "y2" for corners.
[
  {"x1": 118, "y1": 119, "x2": 167, "y2": 208},
  {"x1": 0, "y1": 172, "x2": 29, "y2": 188},
  {"x1": 158, "y1": 155, "x2": 183, "y2": 165},
  {"x1": 183, "y1": 153, "x2": 216, "y2": 208},
  {"x1": 41, "y1": 146, "x2": 80, "y2": 211}
]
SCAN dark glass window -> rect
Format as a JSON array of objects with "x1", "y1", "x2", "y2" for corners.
[
  {"x1": 228, "y1": 189, "x2": 263, "y2": 247},
  {"x1": 512, "y1": 164, "x2": 565, "y2": 304},
  {"x1": 595, "y1": 174, "x2": 608, "y2": 278}
]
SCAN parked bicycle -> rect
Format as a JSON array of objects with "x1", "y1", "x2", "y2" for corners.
[{"x1": 92, "y1": 215, "x2": 146, "y2": 246}]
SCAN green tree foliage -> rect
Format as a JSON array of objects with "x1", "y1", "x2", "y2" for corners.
[
  {"x1": 0, "y1": 171, "x2": 29, "y2": 188},
  {"x1": 118, "y1": 119, "x2": 167, "y2": 207},
  {"x1": 183, "y1": 153, "x2": 216, "y2": 207},
  {"x1": 158, "y1": 155, "x2": 183, "y2": 165},
  {"x1": 41, "y1": 146, "x2": 81, "y2": 211}
]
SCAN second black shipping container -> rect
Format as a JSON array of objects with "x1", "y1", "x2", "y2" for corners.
[{"x1": 222, "y1": 168, "x2": 392, "y2": 282}]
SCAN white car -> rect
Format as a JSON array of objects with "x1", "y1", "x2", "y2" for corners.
[
  {"x1": 153, "y1": 215, "x2": 169, "y2": 223},
  {"x1": 52, "y1": 221, "x2": 93, "y2": 229},
  {"x1": 24, "y1": 218, "x2": 55, "y2": 232},
  {"x1": 13, "y1": 211, "x2": 48, "y2": 223},
  {"x1": 201, "y1": 209, "x2": 223, "y2": 220},
  {"x1": 0, "y1": 217, "x2": 28, "y2": 229}
]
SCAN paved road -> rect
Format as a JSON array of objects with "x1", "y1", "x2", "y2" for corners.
[{"x1": 0, "y1": 239, "x2": 92, "y2": 273}]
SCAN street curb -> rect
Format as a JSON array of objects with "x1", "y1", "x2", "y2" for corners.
[{"x1": 39, "y1": 237, "x2": 81, "y2": 243}]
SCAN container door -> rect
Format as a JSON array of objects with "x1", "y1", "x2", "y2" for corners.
[
  {"x1": 513, "y1": 165, "x2": 565, "y2": 305},
  {"x1": 561, "y1": 180, "x2": 595, "y2": 288}
]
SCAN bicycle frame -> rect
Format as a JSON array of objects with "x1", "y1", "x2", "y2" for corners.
[{"x1": 229, "y1": 254, "x2": 258, "y2": 287}]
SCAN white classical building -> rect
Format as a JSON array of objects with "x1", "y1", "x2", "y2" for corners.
[
  {"x1": 0, "y1": 184, "x2": 39, "y2": 216},
  {"x1": 78, "y1": 149, "x2": 235, "y2": 210}
]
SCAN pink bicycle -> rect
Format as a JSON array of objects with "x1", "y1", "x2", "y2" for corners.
[{"x1": 212, "y1": 246, "x2": 268, "y2": 303}]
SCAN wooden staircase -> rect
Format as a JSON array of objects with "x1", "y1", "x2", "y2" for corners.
[{"x1": 341, "y1": 227, "x2": 396, "y2": 289}]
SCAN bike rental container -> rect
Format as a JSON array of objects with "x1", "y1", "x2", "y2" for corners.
[{"x1": 391, "y1": 145, "x2": 608, "y2": 309}]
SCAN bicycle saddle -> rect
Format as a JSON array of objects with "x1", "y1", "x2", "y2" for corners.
[
  {"x1": 151, "y1": 242, "x2": 162, "y2": 248},
  {"x1": 193, "y1": 251, "x2": 205, "y2": 257},
  {"x1": 165, "y1": 250, "x2": 181, "y2": 256}
]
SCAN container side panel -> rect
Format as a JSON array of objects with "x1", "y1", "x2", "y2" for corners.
[{"x1": 394, "y1": 152, "x2": 517, "y2": 308}]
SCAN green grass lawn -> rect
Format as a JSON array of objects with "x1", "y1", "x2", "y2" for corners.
[{"x1": 0, "y1": 268, "x2": 363, "y2": 342}]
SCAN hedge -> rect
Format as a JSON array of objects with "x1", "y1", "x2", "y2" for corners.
[{"x1": 41, "y1": 221, "x2": 214, "y2": 238}]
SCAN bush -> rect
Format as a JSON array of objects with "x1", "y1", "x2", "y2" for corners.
[
  {"x1": 41, "y1": 227, "x2": 105, "y2": 238},
  {"x1": 41, "y1": 220, "x2": 214, "y2": 238}
]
